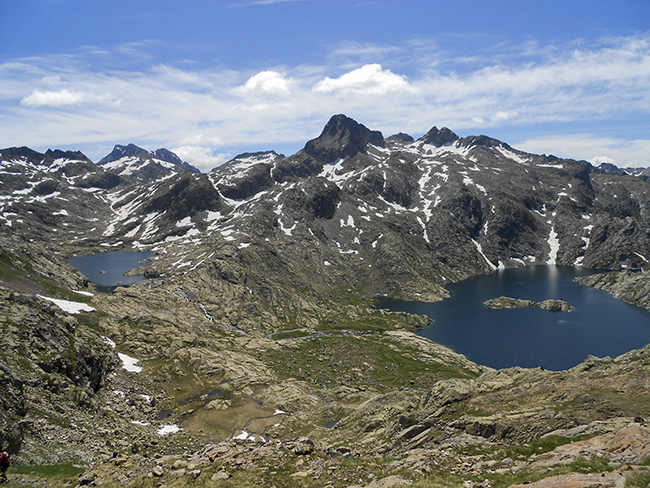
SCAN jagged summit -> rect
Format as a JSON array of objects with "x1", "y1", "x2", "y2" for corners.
[
  {"x1": 458, "y1": 134, "x2": 509, "y2": 148},
  {"x1": 97, "y1": 143, "x2": 148, "y2": 165},
  {"x1": 596, "y1": 162, "x2": 627, "y2": 176},
  {"x1": 98, "y1": 144, "x2": 199, "y2": 172},
  {"x1": 303, "y1": 114, "x2": 385, "y2": 163},
  {"x1": 418, "y1": 126, "x2": 459, "y2": 147},
  {"x1": 0, "y1": 146, "x2": 91, "y2": 165}
]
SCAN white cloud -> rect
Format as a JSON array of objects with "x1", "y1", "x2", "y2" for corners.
[
  {"x1": 178, "y1": 134, "x2": 223, "y2": 146},
  {"x1": 518, "y1": 136, "x2": 650, "y2": 168},
  {"x1": 21, "y1": 89, "x2": 88, "y2": 107},
  {"x1": 313, "y1": 64, "x2": 409, "y2": 95},
  {"x1": 240, "y1": 71, "x2": 291, "y2": 96},
  {"x1": 171, "y1": 145, "x2": 230, "y2": 172},
  {"x1": 491, "y1": 111, "x2": 518, "y2": 122}
]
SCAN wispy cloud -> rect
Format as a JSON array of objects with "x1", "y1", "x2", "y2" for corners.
[
  {"x1": 519, "y1": 136, "x2": 650, "y2": 168},
  {"x1": 1, "y1": 34, "x2": 649, "y2": 171}
]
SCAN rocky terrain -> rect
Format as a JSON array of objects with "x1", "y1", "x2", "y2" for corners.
[
  {"x1": 577, "y1": 270, "x2": 650, "y2": 311},
  {"x1": 1, "y1": 114, "x2": 650, "y2": 487},
  {"x1": 485, "y1": 297, "x2": 575, "y2": 311}
]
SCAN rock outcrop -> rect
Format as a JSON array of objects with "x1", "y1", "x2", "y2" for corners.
[
  {"x1": 485, "y1": 296, "x2": 575, "y2": 311},
  {"x1": 576, "y1": 270, "x2": 650, "y2": 310}
]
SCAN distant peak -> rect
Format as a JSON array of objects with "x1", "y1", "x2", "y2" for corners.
[
  {"x1": 304, "y1": 114, "x2": 385, "y2": 163},
  {"x1": 386, "y1": 132, "x2": 414, "y2": 143},
  {"x1": 229, "y1": 150, "x2": 283, "y2": 161},
  {"x1": 97, "y1": 144, "x2": 198, "y2": 172},
  {"x1": 458, "y1": 135, "x2": 508, "y2": 149},
  {"x1": 418, "y1": 126, "x2": 459, "y2": 147},
  {"x1": 98, "y1": 143, "x2": 148, "y2": 165}
]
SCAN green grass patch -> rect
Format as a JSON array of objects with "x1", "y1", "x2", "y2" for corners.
[
  {"x1": 260, "y1": 333, "x2": 472, "y2": 396},
  {"x1": 270, "y1": 329, "x2": 314, "y2": 340},
  {"x1": 12, "y1": 463, "x2": 84, "y2": 484},
  {"x1": 625, "y1": 471, "x2": 650, "y2": 488},
  {"x1": 455, "y1": 433, "x2": 600, "y2": 460}
]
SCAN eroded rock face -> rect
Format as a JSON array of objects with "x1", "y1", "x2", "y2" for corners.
[
  {"x1": 577, "y1": 271, "x2": 650, "y2": 310},
  {"x1": 0, "y1": 287, "x2": 116, "y2": 456}
]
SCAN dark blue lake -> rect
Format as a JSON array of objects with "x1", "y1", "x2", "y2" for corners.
[
  {"x1": 377, "y1": 266, "x2": 650, "y2": 371},
  {"x1": 67, "y1": 251, "x2": 155, "y2": 292}
]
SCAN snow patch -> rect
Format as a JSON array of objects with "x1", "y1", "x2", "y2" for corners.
[
  {"x1": 547, "y1": 227, "x2": 560, "y2": 265},
  {"x1": 471, "y1": 239, "x2": 497, "y2": 271},
  {"x1": 416, "y1": 216, "x2": 430, "y2": 243},
  {"x1": 37, "y1": 295, "x2": 95, "y2": 314},
  {"x1": 157, "y1": 424, "x2": 181, "y2": 436},
  {"x1": 73, "y1": 290, "x2": 94, "y2": 297},
  {"x1": 497, "y1": 146, "x2": 529, "y2": 164},
  {"x1": 118, "y1": 353, "x2": 143, "y2": 373}
]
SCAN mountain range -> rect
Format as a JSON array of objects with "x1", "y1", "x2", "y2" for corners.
[{"x1": 2, "y1": 114, "x2": 650, "y2": 487}]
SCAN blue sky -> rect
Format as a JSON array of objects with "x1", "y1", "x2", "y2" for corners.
[{"x1": 1, "y1": 0, "x2": 649, "y2": 171}]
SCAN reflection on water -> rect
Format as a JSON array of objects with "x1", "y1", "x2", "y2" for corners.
[
  {"x1": 67, "y1": 251, "x2": 154, "y2": 292},
  {"x1": 377, "y1": 266, "x2": 650, "y2": 371}
]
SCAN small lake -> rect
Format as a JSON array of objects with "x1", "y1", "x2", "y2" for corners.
[
  {"x1": 377, "y1": 266, "x2": 650, "y2": 371},
  {"x1": 67, "y1": 251, "x2": 155, "y2": 292}
]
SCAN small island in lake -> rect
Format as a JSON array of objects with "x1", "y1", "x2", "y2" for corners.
[{"x1": 485, "y1": 296, "x2": 575, "y2": 312}]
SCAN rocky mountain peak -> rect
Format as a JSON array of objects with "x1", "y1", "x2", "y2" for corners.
[
  {"x1": 458, "y1": 134, "x2": 507, "y2": 148},
  {"x1": 43, "y1": 149, "x2": 92, "y2": 163},
  {"x1": 0, "y1": 146, "x2": 91, "y2": 165},
  {"x1": 152, "y1": 148, "x2": 200, "y2": 173},
  {"x1": 98, "y1": 144, "x2": 198, "y2": 172},
  {"x1": 596, "y1": 162, "x2": 627, "y2": 176},
  {"x1": 386, "y1": 132, "x2": 415, "y2": 143},
  {"x1": 418, "y1": 126, "x2": 459, "y2": 147},
  {"x1": 98, "y1": 143, "x2": 148, "y2": 165},
  {"x1": 303, "y1": 114, "x2": 385, "y2": 163}
]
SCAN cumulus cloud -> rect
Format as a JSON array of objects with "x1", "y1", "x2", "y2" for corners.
[
  {"x1": 313, "y1": 64, "x2": 409, "y2": 95},
  {"x1": 240, "y1": 71, "x2": 291, "y2": 96},
  {"x1": 171, "y1": 145, "x2": 230, "y2": 172},
  {"x1": 21, "y1": 89, "x2": 88, "y2": 107}
]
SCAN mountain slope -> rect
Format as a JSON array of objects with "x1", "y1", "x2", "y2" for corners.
[{"x1": 3, "y1": 116, "x2": 650, "y2": 487}]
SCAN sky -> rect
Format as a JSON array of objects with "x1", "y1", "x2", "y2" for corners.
[{"x1": 1, "y1": 0, "x2": 649, "y2": 171}]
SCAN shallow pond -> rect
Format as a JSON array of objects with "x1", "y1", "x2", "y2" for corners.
[
  {"x1": 376, "y1": 266, "x2": 650, "y2": 371},
  {"x1": 67, "y1": 250, "x2": 154, "y2": 292}
]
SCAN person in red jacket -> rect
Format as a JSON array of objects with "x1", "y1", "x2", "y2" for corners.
[{"x1": 0, "y1": 452, "x2": 9, "y2": 483}]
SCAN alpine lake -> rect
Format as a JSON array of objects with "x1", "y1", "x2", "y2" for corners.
[
  {"x1": 68, "y1": 252, "x2": 650, "y2": 372},
  {"x1": 67, "y1": 250, "x2": 155, "y2": 293},
  {"x1": 377, "y1": 265, "x2": 650, "y2": 371}
]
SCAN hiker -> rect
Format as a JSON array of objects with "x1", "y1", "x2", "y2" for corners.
[{"x1": 0, "y1": 451, "x2": 10, "y2": 483}]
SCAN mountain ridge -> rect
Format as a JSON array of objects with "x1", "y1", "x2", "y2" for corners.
[{"x1": 3, "y1": 115, "x2": 650, "y2": 487}]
